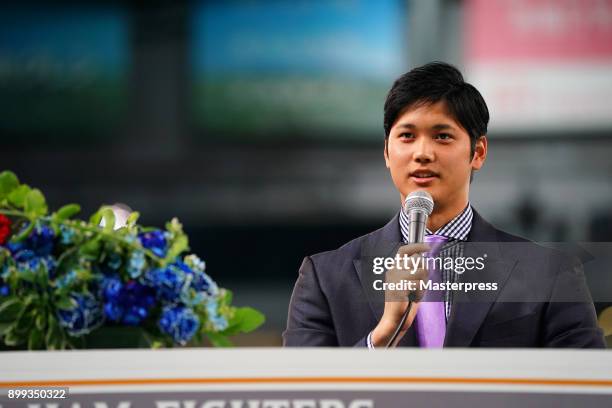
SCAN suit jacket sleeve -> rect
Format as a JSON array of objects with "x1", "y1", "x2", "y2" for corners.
[
  {"x1": 283, "y1": 256, "x2": 369, "y2": 347},
  {"x1": 541, "y1": 254, "x2": 605, "y2": 348}
]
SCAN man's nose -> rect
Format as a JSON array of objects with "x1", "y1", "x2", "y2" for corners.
[{"x1": 413, "y1": 137, "x2": 434, "y2": 163}]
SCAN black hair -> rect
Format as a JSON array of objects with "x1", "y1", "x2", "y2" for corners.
[{"x1": 383, "y1": 62, "x2": 489, "y2": 157}]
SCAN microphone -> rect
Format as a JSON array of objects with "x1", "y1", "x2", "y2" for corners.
[
  {"x1": 403, "y1": 190, "x2": 434, "y2": 244},
  {"x1": 385, "y1": 190, "x2": 434, "y2": 348}
]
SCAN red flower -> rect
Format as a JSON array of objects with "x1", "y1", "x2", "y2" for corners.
[{"x1": 0, "y1": 214, "x2": 11, "y2": 245}]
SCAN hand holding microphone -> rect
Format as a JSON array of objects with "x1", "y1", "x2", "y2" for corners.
[{"x1": 371, "y1": 190, "x2": 434, "y2": 348}]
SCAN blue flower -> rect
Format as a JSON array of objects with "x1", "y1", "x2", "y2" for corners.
[
  {"x1": 184, "y1": 254, "x2": 206, "y2": 273},
  {"x1": 174, "y1": 258, "x2": 218, "y2": 295},
  {"x1": 210, "y1": 315, "x2": 228, "y2": 331},
  {"x1": 0, "y1": 263, "x2": 9, "y2": 280},
  {"x1": 206, "y1": 298, "x2": 228, "y2": 331},
  {"x1": 122, "y1": 305, "x2": 148, "y2": 326},
  {"x1": 158, "y1": 305, "x2": 200, "y2": 345},
  {"x1": 5, "y1": 241, "x2": 24, "y2": 255},
  {"x1": 144, "y1": 263, "x2": 190, "y2": 302},
  {"x1": 59, "y1": 225, "x2": 76, "y2": 245},
  {"x1": 57, "y1": 293, "x2": 104, "y2": 336},
  {"x1": 138, "y1": 230, "x2": 168, "y2": 258},
  {"x1": 206, "y1": 298, "x2": 218, "y2": 317},
  {"x1": 55, "y1": 269, "x2": 77, "y2": 289},
  {"x1": 102, "y1": 276, "x2": 155, "y2": 326},
  {"x1": 8, "y1": 225, "x2": 57, "y2": 277},
  {"x1": 102, "y1": 275, "x2": 122, "y2": 300},
  {"x1": 120, "y1": 281, "x2": 155, "y2": 325},
  {"x1": 16, "y1": 254, "x2": 57, "y2": 277},
  {"x1": 0, "y1": 283, "x2": 9, "y2": 297},
  {"x1": 26, "y1": 224, "x2": 55, "y2": 257},
  {"x1": 104, "y1": 301, "x2": 123, "y2": 322},
  {"x1": 106, "y1": 252, "x2": 122, "y2": 270},
  {"x1": 14, "y1": 249, "x2": 35, "y2": 263},
  {"x1": 127, "y1": 250, "x2": 146, "y2": 278},
  {"x1": 192, "y1": 269, "x2": 217, "y2": 295}
]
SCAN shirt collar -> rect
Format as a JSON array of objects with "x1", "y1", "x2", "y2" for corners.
[{"x1": 399, "y1": 203, "x2": 473, "y2": 242}]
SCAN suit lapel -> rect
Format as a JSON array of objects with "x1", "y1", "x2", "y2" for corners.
[
  {"x1": 353, "y1": 214, "x2": 402, "y2": 322},
  {"x1": 444, "y1": 210, "x2": 517, "y2": 347}
]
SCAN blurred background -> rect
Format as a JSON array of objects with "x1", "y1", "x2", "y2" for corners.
[{"x1": 2, "y1": 0, "x2": 612, "y2": 345}]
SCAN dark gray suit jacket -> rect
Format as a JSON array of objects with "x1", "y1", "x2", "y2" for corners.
[{"x1": 283, "y1": 210, "x2": 605, "y2": 348}]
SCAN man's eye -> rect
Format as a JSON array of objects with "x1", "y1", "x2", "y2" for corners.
[
  {"x1": 435, "y1": 133, "x2": 452, "y2": 140},
  {"x1": 399, "y1": 133, "x2": 414, "y2": 139}
]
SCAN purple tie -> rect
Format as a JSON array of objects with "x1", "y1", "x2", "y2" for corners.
[{"x1": 416, "y1": 234, "x2": 448, "y2": 348}]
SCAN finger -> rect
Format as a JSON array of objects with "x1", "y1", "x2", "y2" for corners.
[
  {"x1": 411, "y1": 266, "x2": 428, "y2": 280},
  {"x1": 411, "y1": 287, "x2": 425, "y2": 302},
  {"x1": 396, "y1": 243, "x2": 430, "y2": 257}
]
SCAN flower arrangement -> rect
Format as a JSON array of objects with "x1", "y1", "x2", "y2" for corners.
[{"x1": 0, "y1": 171, "x2": 264, "y2": 349}]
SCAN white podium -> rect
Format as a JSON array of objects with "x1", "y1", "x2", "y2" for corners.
[{"x1": 1, "y1": 348, "x2": 611, "y2": 407}]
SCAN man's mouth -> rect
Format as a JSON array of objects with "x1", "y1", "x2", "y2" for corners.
[{"x1": 409, "y1": 170, "x2": 439, "y2": 184}]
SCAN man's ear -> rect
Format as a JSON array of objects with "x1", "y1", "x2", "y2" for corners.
[
  {"x1": 384, "y1": 138, "x2": 390, "y2": 169},
  {"x1": 471, "y1": 135, "x2": 488, "y2": 171}
]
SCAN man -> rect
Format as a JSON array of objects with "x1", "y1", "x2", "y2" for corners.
[{"x1": 283, "y1": 62, "x2": 605, "y2": 348}]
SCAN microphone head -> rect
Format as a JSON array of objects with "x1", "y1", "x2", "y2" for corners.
[{"x1": 403, "y1": 190, "x2": 434, "y2": 216}]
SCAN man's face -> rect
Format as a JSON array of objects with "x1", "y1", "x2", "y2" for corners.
[{"x1": 384, "y1": 101, "x2": 487, "y2": 212}]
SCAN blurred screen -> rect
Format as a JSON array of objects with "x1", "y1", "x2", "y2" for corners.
[
  {"x1": 0, "y1": 5, "x2": 128, "y2": 143},
  {"x1": 465, "y1": 0, "x2": 612, "y2": 135},
  {"x1": 191, "y1": 0, "x2": 408, "y2": 143}
]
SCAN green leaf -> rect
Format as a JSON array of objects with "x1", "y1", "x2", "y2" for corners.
[
  {"x1": 226, "y1": 307, "x2": 265, "y2": 334},
  {"x1": 7, "y1": 184, "x2": 31, "y2": 208},
  {"x1": 11, "y1": 221, "x2": 34, "y2": 243},
  {"x1": 206, "y1": 332, "x2": 233, "y2": 347},
  {"x1": 18, "y1": 270, "x2": 36, "y2": 283},
  {"x1": 0, "y1": 297, "x2": 24, "y2": 322},
  {"x1": 24, "y1": 188, "x2": 48, "y2": 218},
  {"x1": 56, "y1": 296, "x2": 77, "y2": 311},
  {"x1": 3, "y1": 327, "x2": 24, "y2": 346},
  {"x1": 45, "y1": 314, "x2": 61, "y2": 349},
  {"x1": 55, "y1": 204, "x2": 81, "y2": 221},
  {"x1": 28, "y1": 328, "x2": 44, "y2": 350},
  {"x1": 15, "y1": 310, "x2": 34, "y2": 333},
  {"x1": 0, "y1": 170, "x2": 19, "y2": 199},
  {"x1": 23, "y1": 295, "x2": 36, "y2": 307},
  {"x1": 89, "y1": 208, "x2": 104, "y2": 226},
  {"x1": 101, "y1": 207, "x2": 116, "y2": 233},
  {"x1": 24, "y1": 295, "x2": 40, "y2": 310},
  {"x1": 220, "y1": 289, "x2": 233, "y2": 306},
  {"x1": 164, "y1": 235, "x2": 189, "y2": 263},
  {"x1": 166, "y1": 217, "x2": 184, "y2": 235},
  {"x1": 34, "y1": 261, "x2": 49, "y2": 287},
  {"x1": 35, "y1": 313, "x2": 46, "y2": 331},
  {"x1": 126, "y1": 211, "x2": 140, "y2": 227},
  {"x1": 79, "y1": 236, "x2": 102, "y2": 259},
  {"x1": 0, "y1": 322, "x2": 11, "y2": 336},
  {"x1": 150, "y1": 340, "x2": 164, "y2": 349},
  {"x1": 61, "y1": 338, "x2": 73, "y2": 350}
]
